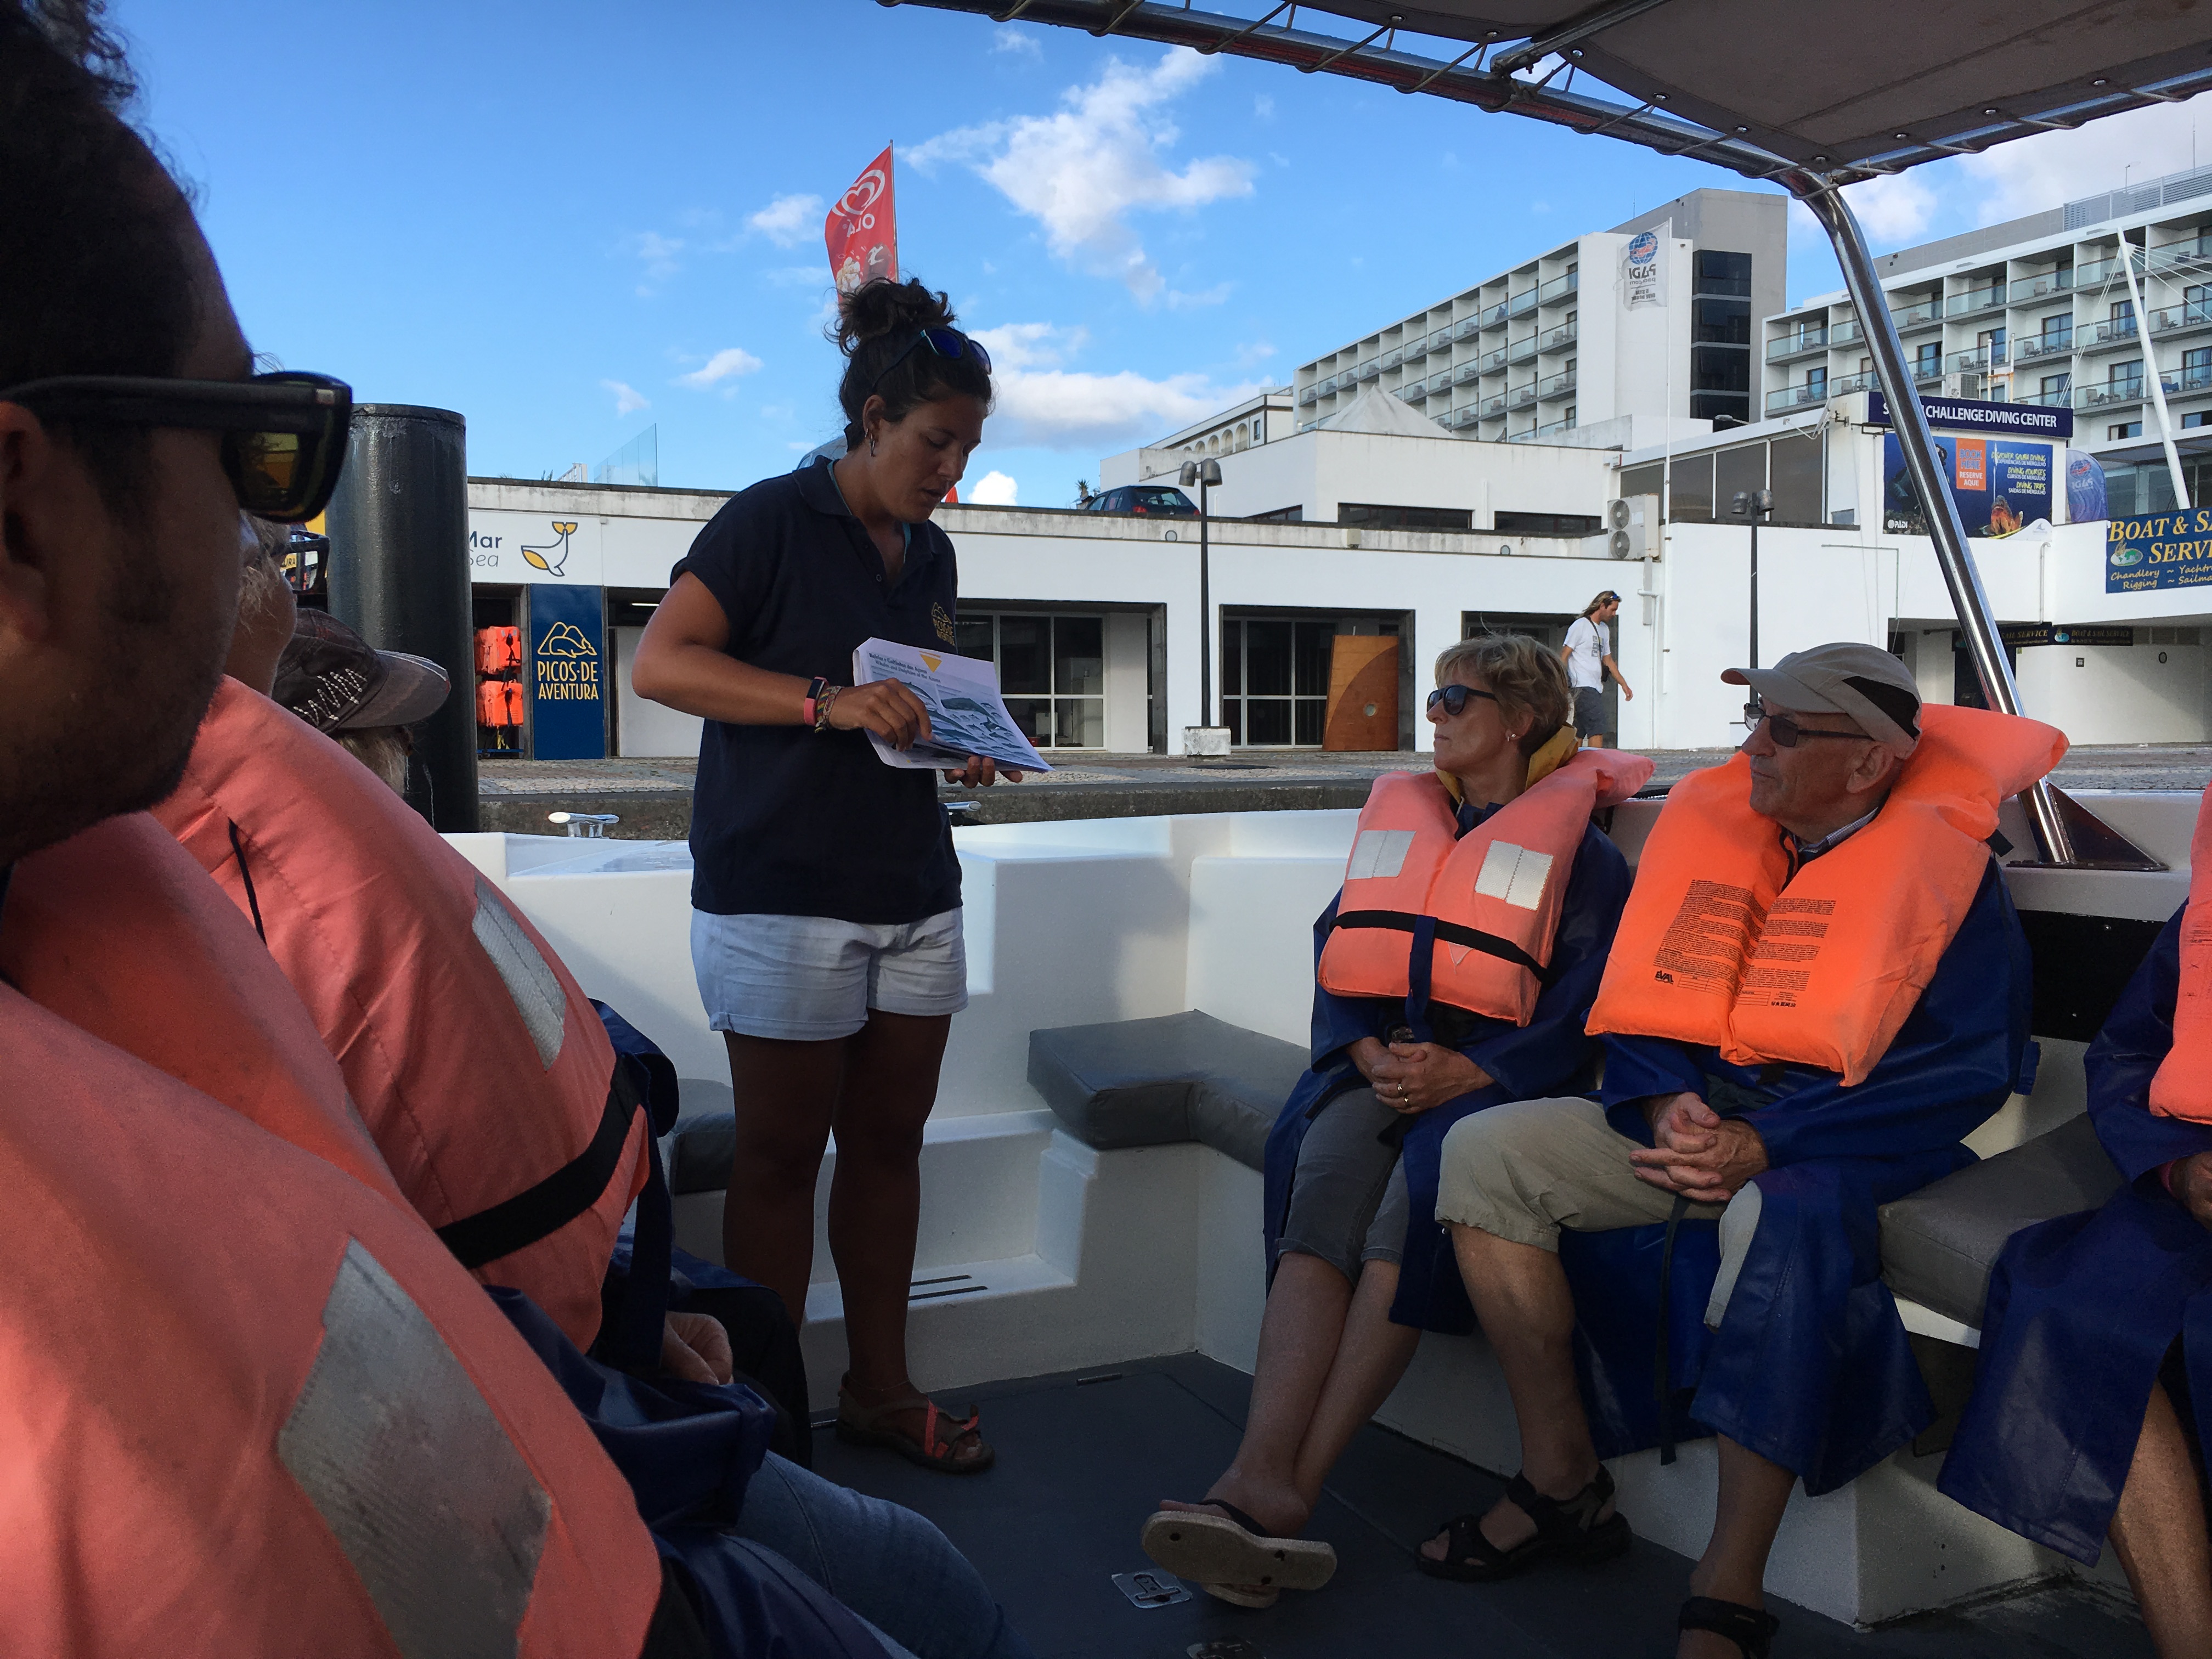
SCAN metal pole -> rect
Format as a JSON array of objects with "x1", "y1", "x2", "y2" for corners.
[
  {"x1": 1748, "y1": 515, "x2": 1759, "y2": 671},
  {"x1": 2119, "y1": 225, "x2": 2192, "y2": 509},
  {"x1": 1795, "y1": 179, "x2": 2074, "y2": 864},
  {"x1": 1199, "y1": 479, "x2": 1213, "y2": 726},
  {"x1": 324, "y1": 403, "x2": 480, "y2": 833}
]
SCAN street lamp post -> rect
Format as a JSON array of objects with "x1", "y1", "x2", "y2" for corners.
[
  {"x1": 1181, "y1": 458, "x2": 1223, "y2": 734},
  {"x1": 1730, "y1": 487, "x2": 1773, "y2": 671}
]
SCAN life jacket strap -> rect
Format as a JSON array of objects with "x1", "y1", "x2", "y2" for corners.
[
  {"x1": 435, "y1": 1061, "x2": 642, "y2": 1271},
  {"x1": 1330, "y1": 908, "x2": 1550, "y2": 980}
]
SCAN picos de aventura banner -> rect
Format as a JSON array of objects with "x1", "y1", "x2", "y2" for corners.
[
  {"x1": 2106, "y1": 510, "x2": 2212, "y2": 595},
  {"x1": 1882, "y1": 432, "x2": 2051, "y2": 538}
]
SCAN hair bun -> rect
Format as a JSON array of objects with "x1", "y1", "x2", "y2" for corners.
[{"x1": 833, "y1": 277, "x2": 956, "y2": 357}]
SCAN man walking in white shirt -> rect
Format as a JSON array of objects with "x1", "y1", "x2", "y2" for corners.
[{"x1": 1562, "y1": 591, "x2": 1633, "y2": 748}]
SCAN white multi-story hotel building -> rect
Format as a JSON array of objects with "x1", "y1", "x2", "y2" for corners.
[
  {"x1": 1291, "y1": 188, "x2": 1786, "y2": 443},
  {"x1": 1761, "y1": 163, "x2": 2212, "y2": 515}
]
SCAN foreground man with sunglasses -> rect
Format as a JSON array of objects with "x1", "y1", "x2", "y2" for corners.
[
  {"x1": 0, "y1": 8, "x2": 901, "y2": 1655},
  {"x1": 1419, "y1": 644, "x2": 2062, "y2": 1659}
]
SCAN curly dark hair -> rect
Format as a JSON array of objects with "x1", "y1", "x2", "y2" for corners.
[
  {"x1": 0, "y1": 0, "x2": 201, "y2": 506},
  {"x1": 828, "y1": 278, "x2": 994, "y2": 449}
]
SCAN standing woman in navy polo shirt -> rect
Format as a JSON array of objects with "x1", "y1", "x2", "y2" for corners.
[{"x1": 632, "y1": 278, "x2": 1011, "y2": 1472}]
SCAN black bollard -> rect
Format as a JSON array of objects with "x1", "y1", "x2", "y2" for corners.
[{"x1": 323, "y1": 403, "x2": 479, "y2": 831}]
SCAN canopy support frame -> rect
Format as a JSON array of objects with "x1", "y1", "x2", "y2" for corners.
[{"x1": 1794, "y1": 175, "x2": 2159, "y2": 870}]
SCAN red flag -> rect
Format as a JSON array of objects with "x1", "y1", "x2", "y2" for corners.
[{"x1": 826, "y1": 145, "x2": 898, "y2": 299}]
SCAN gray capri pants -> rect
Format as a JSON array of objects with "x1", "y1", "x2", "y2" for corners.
[
  {"x1": 1276, "y1": 1085, "x2": 1412, "y2": 1283},
  {"x1": 1435, "y1": 1095, "x2": 1766, "y2": 1329}
]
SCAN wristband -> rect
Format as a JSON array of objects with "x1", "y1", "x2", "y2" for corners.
[
  {"x1": 802, "y1": 676, "x2": 828, "y2": 729},
  {"x1": 813, "y1": 685, "x2": 845, "y2": 734}
]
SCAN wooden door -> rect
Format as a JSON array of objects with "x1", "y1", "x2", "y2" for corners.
[{"x1": 1323, "y1": 636, "x2": 1399, "y2": 751}]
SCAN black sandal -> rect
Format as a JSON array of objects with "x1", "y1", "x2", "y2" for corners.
[
  {"x1": 1677, "y1": 1595, "x2": 1780, "y2": 1658},
  {"x1": 1416, "y1": 1466, "x2": 1630, "y2": 1582}
]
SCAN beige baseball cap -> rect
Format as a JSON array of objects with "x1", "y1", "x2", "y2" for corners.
[{"x1": 1721, "y1": 642, "x2": 1921, "y2": 755}]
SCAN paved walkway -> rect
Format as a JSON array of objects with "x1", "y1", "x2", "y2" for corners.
[{"x1": 475, "y1": 744, "x2": 2212, "y2": 836}]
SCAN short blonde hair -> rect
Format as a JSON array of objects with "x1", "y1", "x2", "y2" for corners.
[{"x1": 1434, "y1": 633, "x2": 1572, "y2": 755}]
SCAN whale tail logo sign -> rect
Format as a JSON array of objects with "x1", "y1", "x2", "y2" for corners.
[
  {"x1": 522, "y1": 521, "x2": 579, "y2": 576},
  {"x1": 537, "y1": 620, "x2": 597, "y2": 658}
]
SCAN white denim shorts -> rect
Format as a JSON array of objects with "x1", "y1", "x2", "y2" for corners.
[{"x1": 690, "y1": 907, "x2": 968, "y2": 1042}]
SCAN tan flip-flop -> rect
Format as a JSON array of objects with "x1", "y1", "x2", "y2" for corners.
[{"x1": 1141, "y1": 1503, "x2": 1336, "y2": 1598}]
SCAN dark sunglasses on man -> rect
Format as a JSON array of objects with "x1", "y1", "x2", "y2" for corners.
[
  {"x1": 1426, "y1": 684, "x2": 1500, "y2": 717},
  {"x1": 865, "y1": 327, "x2": 992, "y2": 400},
  {"x1": 1743, "y1": 699, "x2": 1872, "y2": 748},
  {"x1": 0, "y1": 370, "x2": 351, "y2": 523}
]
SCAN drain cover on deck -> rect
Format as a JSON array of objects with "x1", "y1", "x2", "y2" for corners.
[{"x1": 1110, "y1": 1568, "x2": 1192, "y2": 1608}]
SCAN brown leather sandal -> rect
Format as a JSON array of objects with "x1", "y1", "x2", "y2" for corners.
[{"x1": 834, "y1": 1385, "x2": 995, "y2": 1474}]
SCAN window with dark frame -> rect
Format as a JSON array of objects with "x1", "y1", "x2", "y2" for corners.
[{"x1": 955, "y1": 613, "x2": 1105, "y2": 748}]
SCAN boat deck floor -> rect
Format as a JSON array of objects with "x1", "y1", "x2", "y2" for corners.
[{"x1": 810, "y1": 1354, "x2": 2153, "y2": 1659}]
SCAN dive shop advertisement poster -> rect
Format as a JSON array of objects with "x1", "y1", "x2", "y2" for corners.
[
  {"x1": 1882, "y1": 433, "x2": 2051, "y2": 538},
  {"x1": 2105, "y1": 509, "x2": 2212, "y2": 594}
]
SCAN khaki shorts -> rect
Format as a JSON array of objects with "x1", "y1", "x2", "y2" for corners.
[{"x1": 1435, "y1": 1095, "x2": 1764, "y2": 1329}]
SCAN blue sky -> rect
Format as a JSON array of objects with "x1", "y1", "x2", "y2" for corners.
[{"x1": 116, "y1": 1, "x2": 2211, "y2": 506}]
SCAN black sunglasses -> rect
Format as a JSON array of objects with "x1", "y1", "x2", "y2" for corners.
[
  {"x1": 0, "y1": 370, "x2": 351, "y2": 523},
  {"x1": 1427, "y1": 684, "x2": 1500, "y2": 717},
  {"x1": 866, "y1": 327, "x2": 992, "y2": 400},
  {"x1": 1743, "y1": 699, "x2": 1871, "y2": 748}
]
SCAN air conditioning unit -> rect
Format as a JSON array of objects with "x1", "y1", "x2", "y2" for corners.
[{"x1": 1605, "y1": 493, "x2": 1658, "y2": 557}]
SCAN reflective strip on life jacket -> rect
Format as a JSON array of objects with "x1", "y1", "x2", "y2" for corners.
[
  {"x1": 2153, "y1": 782, "x2": 2212, "y2": 1121},
  {"x1": 1585, "y1": 703, "x2": 2064, "y2": 1085},
  {"x1": 151, "y1": 678, "x2": 649, "y2": 1350},
  {"x1": 1318, "y1": 748, "x2": 1654, "y2": 1025},
  {"x1": 0, "y1": 980, "x2": 662, "y2": 1658}
]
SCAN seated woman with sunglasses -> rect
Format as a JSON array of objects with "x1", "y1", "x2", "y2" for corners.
[
  {"x1": 631, "y1": 278, "x2": 1010, "y2": 1475},
  {"x1": 1139, "y1": 635, "x2": 1645, "y2": 1606}
]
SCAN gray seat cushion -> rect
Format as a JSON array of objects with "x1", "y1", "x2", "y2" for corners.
[
  {"x1": 1026, "y1": 1009, "x2": 1311, "y2": 1172},
  {"x1": 1878, "y1": 1112, "x2": 2124, "y2": 1330},
  {"x1": 668, "y1": 1112, "x2": 737, "y2": 1197}
]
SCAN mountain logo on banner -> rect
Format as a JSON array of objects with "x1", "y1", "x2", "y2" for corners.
[{"x1": 538, "y1": 621, "x2": 597, "y2": 659}]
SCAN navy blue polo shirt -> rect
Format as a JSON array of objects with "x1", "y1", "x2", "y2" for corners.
[{"x1": 672, "y1": 458, "x2": 963, "y2": 923}]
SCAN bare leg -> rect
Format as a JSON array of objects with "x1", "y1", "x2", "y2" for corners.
[
  {"x1": 1421, "y1": 1223, "x2": 1611, "y2": 1562},
  {"x1": 1159, "y1": 1250, "x2": 1352, "y2": 1534},
  {"x1": 824, "y1": 1011, "x2": 985, "y2": 1464},
  {"x1": 1677, "y1": 1437, "x2": 1795, "y2": 1659},
  {"x1": 1290, "y1": 1259, "x2": 1422, "y2": 1513},
  {"x1": 2109, "y1": 1381, "x2": 2212, "y2": 1659},
  {"x1": 720, "y1": 1031, "x2": 843, "y2": 1324}
]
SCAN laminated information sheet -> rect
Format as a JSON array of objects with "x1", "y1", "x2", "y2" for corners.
[{"x1": 851, "y1": 636, "x2": 1053, "y2": 772}]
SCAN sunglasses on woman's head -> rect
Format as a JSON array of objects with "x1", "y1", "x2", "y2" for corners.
[
  {"x1": 1743, "y1": 699, "x2": 1870, "y2": 748},
  {"x1": 0, "y1": 370, "x2": 352, "y2": 523},
  {"x1": 1426, "y1": 684, "x2": 1500, "y2": 717},
  {"x1": 866, "y1": 327, "x2": 993, "y2": 399}
]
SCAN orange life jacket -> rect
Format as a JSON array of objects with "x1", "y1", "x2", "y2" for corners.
[
  {"x1": 479, "y1": 675, "x2": 524, "y2": 728},
  {"x1": 506, "y1": 679, "x2": 528, "y2": 727},
  {"x1": 1318, "y1": 748, "x2": 1655, "y2": 1025},
  {"x1": 477, "y1": 624, "x2": 522, "y2": 676},
  {"x1": 0, "y1": 928, "x2": 662, "y2": 1656},
  {"x1": 150, "y1": 677, "x2": 649, "y2": 1350},
  {"x1": 1585, "y1": 703, "x2": 2063, "y2": 1085},
  {"x1": 2152, "y1": 782, "x2": 2212, "y2": 1121}
]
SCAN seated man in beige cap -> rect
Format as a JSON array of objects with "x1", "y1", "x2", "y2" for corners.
[{"x1": 1412, "y1": 644, "x2": 2063, "y2": 1659}]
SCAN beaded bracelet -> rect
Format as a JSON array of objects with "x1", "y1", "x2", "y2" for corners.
[{"x1": 813, "y1": 685, "x2": 845, "y2": 733}]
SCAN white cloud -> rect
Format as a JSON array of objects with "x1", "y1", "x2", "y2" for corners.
[
  {"x1": 968, "y1": 320, "x2": 1265, "y2": 450},
  {"x1": 1842, "y1": 172, "x2": 1940, "y2": 246},
  {"x1": 627, "y1": 230, "x2": 685, "y2": 292},
  {"x1": 601, "y1": 380, "x2": 650, "y2": 416},
  {"x1": 969, "y1": 470, "x2": 1020, "y2": 505},
  {"x1": 1959, "y1": 93, "x2": 2212, "y2": 225},
  {"x1": 677, "y1": 347, "x2": 763, "y2": 390},
  {"x1": 993, "y1": 25, "x2": 1040, "y2": 57},
  {"x1": 747, "y1": 193, "x2": 823, "y2": 249},
  {"x1": 1254, "y1": 93, "x2": 1274, "y2": 120},
  {"x1": 910, "y1": 48, "x2": 1255, "y2": 302}
]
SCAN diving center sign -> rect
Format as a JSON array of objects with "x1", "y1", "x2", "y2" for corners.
[
  {"x1": 527, "y1": 584, "x2": 606, "y2": 759},
  {"x1": 2106, "y1": 510, "x2": 2212, "y2": 595}
]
